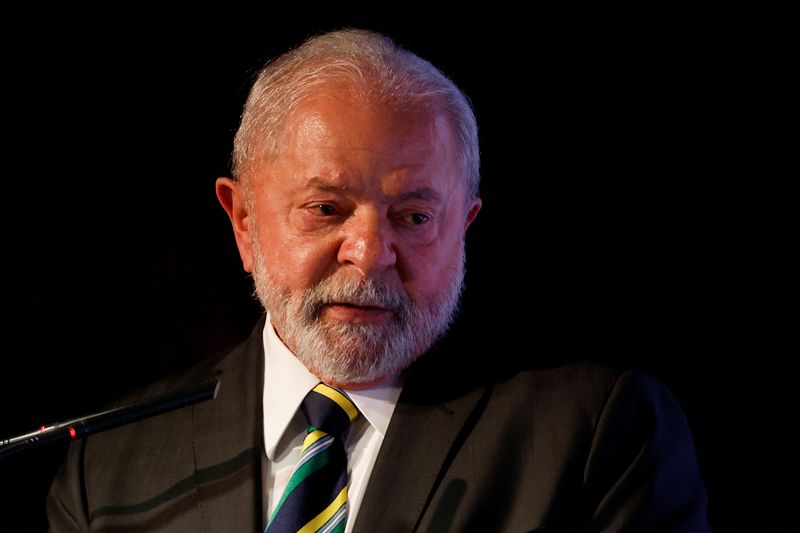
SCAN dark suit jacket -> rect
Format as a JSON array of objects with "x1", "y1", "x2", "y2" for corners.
[{"x1": 47, "y1": 316, "x2": 710, "y2": 532}]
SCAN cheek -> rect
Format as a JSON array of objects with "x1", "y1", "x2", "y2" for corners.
[
  {"x1": 401, "y1": 235, "x2": 463, "y2": 296},
  {"x1": 259, "y1": 231, "x2": 340, "y2": 291}
]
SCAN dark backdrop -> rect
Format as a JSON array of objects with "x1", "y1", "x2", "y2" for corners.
[{"x1": 1, "y1": 10, "x2": 790, "y2": 532}]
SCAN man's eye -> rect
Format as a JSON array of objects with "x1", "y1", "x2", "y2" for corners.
[
  {"x1": 409, "y1": 213, "x2": 430, "y2": 225},
  {"x1": 312, "y1": 204, "x2": 337, "y2": 216}
]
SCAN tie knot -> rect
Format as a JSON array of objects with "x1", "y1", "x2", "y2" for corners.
[{"x1": 301, "y1": 383, "x2": 358, "y2": 437}]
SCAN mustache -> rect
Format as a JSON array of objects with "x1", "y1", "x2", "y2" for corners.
[{"x1": 301, "y1": 276, "x2": 412, "y2": 321}]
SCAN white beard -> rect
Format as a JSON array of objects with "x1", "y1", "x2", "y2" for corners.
[{"x1": 250, "y1": 237, "x2": 465, "y2": 386}]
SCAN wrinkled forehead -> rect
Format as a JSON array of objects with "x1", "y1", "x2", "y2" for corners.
[
  {"x1": 297, "y1": 105, "x2": 451, "y2": 157},
  {"x1": 255, "y1": 92, "x2": 465, "y2": 200},
  {"x1": 282, "y1": 81, "x2": 452, "y2": 147}
]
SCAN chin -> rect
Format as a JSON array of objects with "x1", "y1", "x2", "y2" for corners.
[{"x1": 301, "y1": 341, "x2": 418, "y2": 390}]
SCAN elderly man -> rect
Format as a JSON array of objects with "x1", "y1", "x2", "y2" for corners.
[{"x1": 47, "y1": 29, "x2": 710, "y2": 532}]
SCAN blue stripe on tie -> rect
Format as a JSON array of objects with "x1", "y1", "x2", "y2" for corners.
[
  {"x1": 318, "y1": 503, "x2": 347, "y2": 533},
  {"x1": 300, "y1": 434, "x2": 333, "y2": 459},
  {"x1": 295, "y1": 436, "x2": 334, "y2": 470},
  {"x1": 266, "y1": 460, "x2": 348, "y2": 532}
]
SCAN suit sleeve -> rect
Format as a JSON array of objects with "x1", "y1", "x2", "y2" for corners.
[
  {"x1": 583, "y1": 371, "x2": 711, "y2": 532},
  {"x1": 47, "y1": 441, "x2": 90, "y2": 533}
]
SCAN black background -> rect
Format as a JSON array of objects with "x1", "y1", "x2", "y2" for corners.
[{"x1": 0, "y1": 9, "x2": 792, "y2": 532}]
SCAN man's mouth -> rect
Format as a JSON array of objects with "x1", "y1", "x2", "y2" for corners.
[{"x1": 323, "y1": 302, "x2": 393, "y2": 323}]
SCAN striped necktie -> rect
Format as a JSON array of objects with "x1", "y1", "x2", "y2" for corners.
[{"x1": 266, "y1": 383, "x2": 359, "y2": 533}]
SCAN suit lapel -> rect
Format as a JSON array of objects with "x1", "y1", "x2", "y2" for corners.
[
  {"x1": 189, "y1": 315, "x2": 267, "y2": 531},
  {"x1": 353, "y1": 375, "x2": 488, "y2": 532}
]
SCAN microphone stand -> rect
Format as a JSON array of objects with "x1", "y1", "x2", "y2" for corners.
[{"x1": 0, "y1": 377, "x2": 220, "y2": 460}]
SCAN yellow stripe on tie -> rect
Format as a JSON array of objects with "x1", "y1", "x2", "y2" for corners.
[
  {"x1": 313, "y1": 384, "x2": 358, "y2": 422},
  {"x1": 301, "y1": 429, "x2": 328, "y2": 453},
  {"x1": 297, "y1": 485, "x2": 349, "y2": 533}
]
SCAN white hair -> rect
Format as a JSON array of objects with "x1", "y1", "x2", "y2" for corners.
[{"x1": 232, "y1": 28, "x2": 480, "y2": 200}]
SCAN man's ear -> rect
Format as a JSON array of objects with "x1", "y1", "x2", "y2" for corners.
[
  {"x1": 465, "y1": 197, "x2": 482, "y2": 230},
  {"x1": 216, "y1": 177, "x2": 254, "y2": 273}
]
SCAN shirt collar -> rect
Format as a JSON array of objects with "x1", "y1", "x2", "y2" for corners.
[{"x1": 262, "y1": 313, "x2": 403, "y2": 460}]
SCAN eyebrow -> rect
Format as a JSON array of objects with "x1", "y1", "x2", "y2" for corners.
[
  {"x1": 306, "y1": 177, "x2": 348, "y2": 193},
  {"x1": 305, "y1": 177, "x2": 444, "y2": 204},
  {"x1": 394, "y1": 187, "x2": 443, "y2": 204}
]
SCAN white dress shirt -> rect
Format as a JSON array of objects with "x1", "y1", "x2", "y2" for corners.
[{"x1": 262, "y1": 314, "x2": 403, "y2": 532}]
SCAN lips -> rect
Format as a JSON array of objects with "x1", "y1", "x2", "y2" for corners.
[
  {"x1": 334, "y1": 302, "x2": 389, "y2": 311},
  {"x1": 323, "y1": 302, "x2": 394, "y2": 323}
]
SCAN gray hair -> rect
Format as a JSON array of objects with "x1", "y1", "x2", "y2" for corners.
[{"x1": 232, "y1": 28, "x2": 480, "y2": 199}]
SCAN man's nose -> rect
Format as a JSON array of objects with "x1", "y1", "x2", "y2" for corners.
[{"x1": 337, "y1": 210, "x2": 397, "y2": 276}]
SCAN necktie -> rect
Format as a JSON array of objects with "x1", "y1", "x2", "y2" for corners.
[{"x1": 266, "y1": 383, "x2": 359, "y2": 533}]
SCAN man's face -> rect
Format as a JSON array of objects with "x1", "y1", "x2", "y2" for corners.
[{"x1": 220, "y1": 88, "x2": 480, "y2": 387}]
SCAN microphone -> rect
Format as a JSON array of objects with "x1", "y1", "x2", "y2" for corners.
[{"x1": 0, "y1": 376, "x2": 220, "y2": 460}]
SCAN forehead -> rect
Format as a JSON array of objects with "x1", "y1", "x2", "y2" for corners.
[
  {"x1": 268, "y1": 89, "x2": 461, "y2": 193},
  {"x1": 287, "y1": 90, "x2": 450, "y2": 150}
]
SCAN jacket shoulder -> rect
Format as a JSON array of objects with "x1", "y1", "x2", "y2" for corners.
[
  {"x1": 493, "y1": 361, "x2": 624, "y2": 407},
  {"x1": 489, "y1": 361, "x2": 684, "y2": 437}
]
